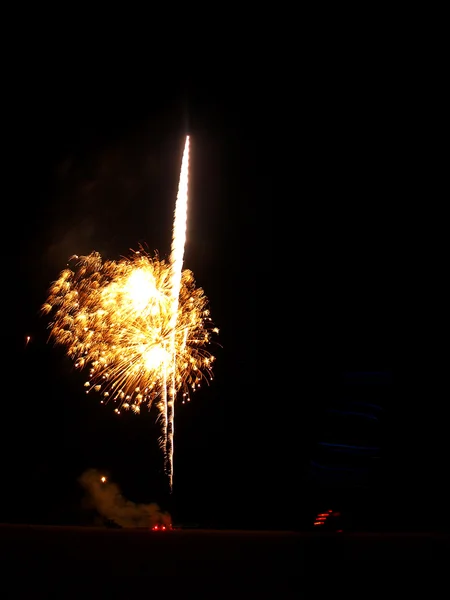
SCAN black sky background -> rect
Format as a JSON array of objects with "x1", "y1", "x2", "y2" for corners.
[{"x1": 3, "y1": 38, "x2": 445, "y2": 531}]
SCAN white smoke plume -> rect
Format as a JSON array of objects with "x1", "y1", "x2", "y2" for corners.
[{"x1": 79, "y1": 468, "x2": 171, "y2": 528}]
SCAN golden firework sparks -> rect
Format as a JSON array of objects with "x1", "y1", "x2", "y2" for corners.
[{"x1": 43, "y1": 249, "x2": 216, "y2": 417}]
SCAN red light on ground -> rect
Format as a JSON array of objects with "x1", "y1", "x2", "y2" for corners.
[
  {"x1": 152, "y1": 524, "x2": 171, "y2": 531},
  {"x1": 314, "y1": 522, "x2": 324, "y2": 526},
  {"x1": 328, "y1": 510, "x2": 333, "y2": 513},
  {"x1": 318, "y1": 513, "x2": 329, "y2": 517},
  {"x1": 316, "y1": 517, "x2": 326, "y2": 521},
  {"x1": 332, "y1": 512, "x2": 341, "y2": 517}
]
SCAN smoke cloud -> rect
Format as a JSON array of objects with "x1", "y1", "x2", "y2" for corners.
[{"x1": 79, "y1": 468, "x2": 171, "y2": 528}]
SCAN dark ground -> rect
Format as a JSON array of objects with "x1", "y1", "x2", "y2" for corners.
[{"x1": 1, "y1": 524, "x2": 448, "y2": 591}]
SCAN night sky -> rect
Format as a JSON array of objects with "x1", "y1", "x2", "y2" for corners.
[{"x1": 4, "y1": 55, "x2": 445, "y2": 532}]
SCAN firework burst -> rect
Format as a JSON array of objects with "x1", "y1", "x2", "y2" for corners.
[{"x1": 42, "y1": 137, "x2": 217, "y2": 489}]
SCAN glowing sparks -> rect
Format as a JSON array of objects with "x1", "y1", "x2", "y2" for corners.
[
  {"x1": 42, "y1": 136, "x2": 217, "y2": 491},
  {"x1": 43, "y1": 249, "x2": 216, "y2": 418}
]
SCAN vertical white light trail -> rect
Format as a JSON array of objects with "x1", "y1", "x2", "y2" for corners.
[{"x1": 166, "y1": 135, "x2": 190, "y2": 490}]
